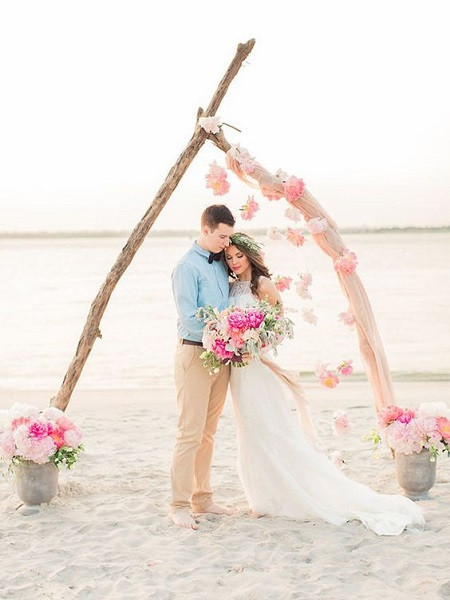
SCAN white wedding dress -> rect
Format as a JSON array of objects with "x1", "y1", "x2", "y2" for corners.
[{"x1": 229, "y1": 280, "x2": 425, "y2": 536}]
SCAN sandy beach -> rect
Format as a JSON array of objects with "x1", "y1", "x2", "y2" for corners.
[{"x1": 1, "y1": 381, "x2": 449, "y2": 600}]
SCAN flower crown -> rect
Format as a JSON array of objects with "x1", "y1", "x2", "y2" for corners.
[{"x1": 229, "y1": 233, "x2": 264, "y2": 255}]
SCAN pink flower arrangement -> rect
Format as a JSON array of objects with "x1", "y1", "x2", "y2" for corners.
[
  {"x1": 198, "y1": 116, "x2": 222, "y2": 134},
  {"x1": 240, "y1": 195, "x2": 260, "y2": 221},
  {"x1": 274, "y1": 275, "x2": 293, "y2": 292},
  {"x1": 307, "y1": 217, "x2": 329, "y2": 234},
  {"x1": 205, "y1": 161, "x2": 230, "y2": 196},
  {"x1": 334, "y1": 251, "x2": 358, "y2": 275},
  {"x1": 369, "y1": 402, "x2": 450, "y2": 459},
  {"x1": 283, "y1": 175, "x2": 305, "y2": 203},
  {"x1": 0, "y1": 404, "x2": 84, "y2": 469},
  {"x1": 197, "y1": 301, "x2": 294, "y2": 374},
  {"x1": 285, "y1": 227, "x2": 306, "y2": 248}
]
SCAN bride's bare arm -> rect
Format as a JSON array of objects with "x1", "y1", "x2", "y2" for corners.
[{"x1": 257, "y1": 277, "x2": 282, "y2": 308}]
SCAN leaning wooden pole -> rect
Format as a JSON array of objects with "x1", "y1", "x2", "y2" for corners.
[{"x1": 51, "y1": 39, "x2": 255, "y2": 411}]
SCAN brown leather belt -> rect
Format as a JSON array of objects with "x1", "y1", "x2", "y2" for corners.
[{"x1": 181, "y1": 339, "x2": 203, "y2": 347}]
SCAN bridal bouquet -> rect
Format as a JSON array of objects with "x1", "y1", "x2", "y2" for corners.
[
  {"x1": 197, "y1": 300, "x2": 294, "y2": 373},
  {"x1": 367, "y1": 402, "x2": 450, "y2": 461},
  {"x1": 0, "y1": 403, "x2": 84, "y2": 469}
]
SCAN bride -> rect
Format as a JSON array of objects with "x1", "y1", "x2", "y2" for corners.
[{"x1": 225, "y1": 232, "x2": 425, "y2": 536}]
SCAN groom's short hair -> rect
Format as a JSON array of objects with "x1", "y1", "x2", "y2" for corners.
[{"x1": 201, "y1": 204, "x2": 235, "y2": 230}]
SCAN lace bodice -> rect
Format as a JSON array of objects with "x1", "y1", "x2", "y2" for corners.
[{"x1": 229, "y1": 280, "x2": 257, "y2": 308}]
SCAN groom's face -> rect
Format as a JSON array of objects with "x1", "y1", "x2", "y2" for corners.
[{"x1": 204, "y1": 223, "x2": 234, "y2": 253}]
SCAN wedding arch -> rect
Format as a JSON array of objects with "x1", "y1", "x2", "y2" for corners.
[{"x1": 51, "y1": 38, "x2": 395, "y2": 413}]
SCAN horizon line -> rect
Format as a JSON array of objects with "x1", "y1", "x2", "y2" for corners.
[{"x1": 0, "y1": 225, "x2": 449, "y2": 239}]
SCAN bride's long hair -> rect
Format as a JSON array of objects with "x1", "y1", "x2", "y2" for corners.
[{"x1": 228, "y1": 233, "x2": 271, "y2": 296}]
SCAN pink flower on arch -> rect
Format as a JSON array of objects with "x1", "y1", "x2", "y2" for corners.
[
  {"x1": 286, "y1": 227, "x2": 306, "y2": 248},
  {"x1": 205, "y1": 161, "x2": 230, "y2": 196},
  {"x1": 283, "y1": 175, "x2": 305, "y2": 203},
  {"x1": 337, "y1": 360, "x2": 353, "y2": 377},
  {"x1": 199, "y1": 116, "x2": 222, "y2": 134},
  {"x1": 274, "y1": 276, "x2": 292, "y2": 292},
  {"x1": 240, "y1": 195, "x2": 260, "y2": 221},
  {"x1": 334, "y1": 251, "x2": 358, "y2": 275},
  {"x1": 338, "y1": 310, "x2": 355, "y2": 327}
]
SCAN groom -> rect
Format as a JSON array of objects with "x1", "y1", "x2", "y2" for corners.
[{"x1": 170, "y1": 204, "x2": 235, "y2": 529}]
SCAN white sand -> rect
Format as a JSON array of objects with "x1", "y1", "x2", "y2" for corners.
[{"x1": 1, "y1": 381, "x2": 450, "y2": 600}]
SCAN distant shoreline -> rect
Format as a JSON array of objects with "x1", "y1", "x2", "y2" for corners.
[{"x1": 1, "y1": 226, "x2": 449, "y2": 239}]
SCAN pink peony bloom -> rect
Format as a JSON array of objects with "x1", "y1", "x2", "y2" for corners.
[
  {"x1": 211, "y1": 339, "x2": 234, "y2": 360},
  {"x1": 398, "y1": 409, "x2": 416, "y2": 424},
  {"x1": 283, "y1": 175, "x2": 305, "y2": 203},
  {"x1": 338, "y1": 310, "x2": 355, "y2": 327},
  {"x1": 11, "y1": 416, "x2": 31, "y2": 430},
  {"x1": 321, "y1": 371, "x2": 340, "y2": 389},
  {"x1": 64, "y1": 427, "x2": 83, "y2": 449},
  {"x1": 25, "y1": 437, "x2": 56, "y2": 464},
  {"x1": 378, "y1": 405, "x2": 407, "y2": 428},
  {"x1": 56, "y1": 416, "x2": 76, "y2": 432},
  {"x1": 51, "y1": 427, "x2": 66, "y2": 449},
  {"x1": 227, "y1": 310, "x2": 249, "y2": 332},
  {"x1": 334, "y1": 251, "x2": 358, "y2": 275},
  {"x1": 274, "y1": 276, "x2": 292, "y2": 292},
  {"x1": 245, "y1": 309, "x2": 265, "y2": 329},
  {"x1": 266, "y1": 227, "x2": 284, "y2": 241},
  {"x1": 198, "y1": 116, "x2": 222, "y2": 134},
  {"x1": 285, "y1": 227, "x2": 306, "y2": 248},
  {"x1": 205, "y1": 161, "x2": 230, "y2": 196},
  {"x1": 337, "y1": 360, "x2": 353, "y2": 377},
  {"x1": 333, "y1": 411, "x2": 351, "y2": 435},
  {"x1": 436, "y1": 416, "x2": 450, "y2": 441},
  {"x1": 284, "y1": 207, "x2": 303, "y2": 223},
  {"x1": 29, "y1": 420, "x2": 50, "y2": 440},
  {"x1": 240, "y1": 195, "x2": 260, "y2": 221},
  {"x1": 307, "y1": 217, "x2": 329, "y2": 234}
]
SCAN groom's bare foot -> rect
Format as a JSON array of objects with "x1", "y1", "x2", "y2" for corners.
[
  {"x1": 194, "y1": 502, "x2": 234, "y2": 516},
  {"x1": 169, "y1": 508, "x2": 198, "y2": 530}
]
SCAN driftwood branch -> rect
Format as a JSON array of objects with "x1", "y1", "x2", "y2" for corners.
[{"x1": 51, "y1": 39, "x2": 255, "y2": 411}]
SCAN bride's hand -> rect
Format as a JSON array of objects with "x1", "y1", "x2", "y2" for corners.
[{"x1": 241, "y1": 352, "x2": 252, "y2": 363}]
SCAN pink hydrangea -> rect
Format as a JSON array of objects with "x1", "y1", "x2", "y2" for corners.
[
  {"x1": 334, "y1": 252, "x2": 358, "y2": 275},
  {"x1": 286, "y1": 227, "x2": 305, "y2": 248},
  {"x1": 64, "y1": 427, "x2": 83, "y2": 449},
  {"x1": 0, "y1": 430, "x2": 15, "y2": 461},
  {"x1": 283, "y1": 175, "x2": 305, "y2": 203},
  {"x1": 274, "y1": 276, "x2": 292, "y2": 292},
  {"x1": 240, "y1": 195, "x2": 260, "y2": 221},
  {"x1": 205, "y1": 161, "x2": 230, "y2": 196}
]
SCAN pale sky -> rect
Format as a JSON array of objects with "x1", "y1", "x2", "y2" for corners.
[{"x1": 1, "y1": 0, "x2": 449, "y2": 232}]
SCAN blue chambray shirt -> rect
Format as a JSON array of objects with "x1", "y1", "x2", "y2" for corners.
[{"x1": 172, "y1": 242, "x2": 230, "y2": 342}]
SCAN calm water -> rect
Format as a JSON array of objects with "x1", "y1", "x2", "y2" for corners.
[{"x1": 0, "y1": 231, "x2": 449, "y2": 390}]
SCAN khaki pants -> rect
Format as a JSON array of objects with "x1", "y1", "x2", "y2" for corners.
[{"x1": 170, "y1": 341, "x2": 230, "y2": 510}]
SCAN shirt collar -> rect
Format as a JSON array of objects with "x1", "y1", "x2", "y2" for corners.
[{"x1": 192, "y1": 242, "x2": 211, "y2": 260}]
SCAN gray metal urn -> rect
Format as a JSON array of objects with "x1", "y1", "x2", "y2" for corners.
[
  {"x1": 15, "y1": 461, "x2": 59, "y2": 515},
  {"x1": 395, "y1": 448, "x2": 437, "y2": 500}
]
